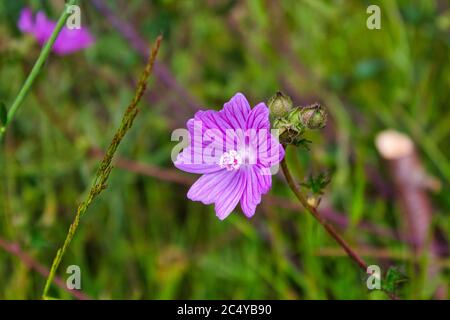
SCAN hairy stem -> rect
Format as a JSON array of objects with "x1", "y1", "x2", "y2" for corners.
[
  {"x1": 281, "y1": 148, "x2": 400, "y2": 299},
  {"x1": 0, "y1": 0, "x2": 77, "y2": 139},
  {"x1": 42, "y1": 35, "x2": 162, "y2": 299},
  {"x1": 280, "y1": 155, "x2": 368, "y2": 271}
]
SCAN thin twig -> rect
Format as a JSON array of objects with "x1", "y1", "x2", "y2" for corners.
[
  {"x1": 88, "y1": 147, "x2": 194, "y2": 186},
  {"x1": 315, "y1": 246, "x2": 450, "y2": 268},
  {"x1": 0, "y1": 237, "x2": 90, "y2": 300}
]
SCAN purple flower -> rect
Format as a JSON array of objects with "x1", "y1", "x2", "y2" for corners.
[
  {"x1": 174, "y1": 93, "x2": 285, "y2": 220},
  {"x1": 18, "y1": 7, "x2": 94, "y2": 55}
]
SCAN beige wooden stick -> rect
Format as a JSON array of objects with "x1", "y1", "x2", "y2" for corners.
[{"x1": 376, "y1": 129, "x2": 446, "y2": 298}]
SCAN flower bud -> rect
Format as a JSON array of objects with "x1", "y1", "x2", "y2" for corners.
[
  {"x1": 268, "y1": 91, "x2": 293, "y2": 119},
  {"x1": 273, "y1": 115, "x2": 303, "y2": 145},
  {"x1": 299, "y1": 103, "x2": 327, "y2": 130}
]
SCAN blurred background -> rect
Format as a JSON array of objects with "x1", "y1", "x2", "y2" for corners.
[{"x1": 0, "y1": 0, "x2": 448, "y2": 299}]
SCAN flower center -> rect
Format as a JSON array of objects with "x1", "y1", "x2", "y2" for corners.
[{"x1": 218, "y1": 150, "x2": 242, "y2": 171}]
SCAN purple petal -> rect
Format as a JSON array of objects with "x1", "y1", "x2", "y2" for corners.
[
  {"x1": 175, "y1": 118, "x2": 225, "y2": 173},
  {"x1": 246, "y1": 102, "x2": 270, "y2": 130},
  {"x1": 174, "y1": 147, "x2": 222, "y2": 174},
  {"x1": 185, "y1": 112, "x2": 245, "y2": 164},
  {"x1": 187, "y1": 170, "x2": 238, "y2": 205},
  {"x1": 254, "y1": 165, "x2": 272, "y2": 194},
  {"x1": 34, "y1": 11, "x2": 55, "y2": 45},
  {"x1": 194, "y1": 110, "x2": 231, "y2": 133},
  {"x1": 246, "y1": 101, "x2": 284, "y2": 167},
  {"x1": 18, "y1": 8, "x2": 94, "y2": 55},
  {"x1": 222, "y1": 93, "x2": 251, "y2": 130},
  {"x1": 188, "y1": 113, "x2": 228, "y2": 148},
  {"x1": 18, "y1": 7, "x2": 34, "y2": 33},
  {"x1": 260, "y1": 143, "x2": 285, "y2": 167},
  {"x1": 240, "y1": 167, "x2": 262, "y2": 218},
  {"x1": 257, "y1": 135, "x2": 285, "y2": 168},
  {"x1": 53, "y1": 27, "x2": 95, "y2": 55},
  {"x1": 214, "y1": 170, "x2": 246, "y2": 220}
]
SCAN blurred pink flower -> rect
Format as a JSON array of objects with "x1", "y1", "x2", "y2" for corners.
[
  {"x1": 18, "y1": 7, "x2": 94, "y2": 55},
  {"x1": 174, "y1": 93, "x2": 285, "y2": 220}
]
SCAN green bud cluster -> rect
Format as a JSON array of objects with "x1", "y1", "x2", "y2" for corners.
[
  {"x1": 267, "y1": 91, "x2": 327, "y2": 146},
  {"x1": 268, "y1": 91, "x2": 293, "y2": 118}
]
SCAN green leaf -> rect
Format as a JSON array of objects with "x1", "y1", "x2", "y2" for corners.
[
  {"x1": 300, "y1": 171, "x2": 332, "y2": 195},
  {"x1": 293, "y1": 137, "x2": 312, "y2": 150},
  {"x1": 381, "y1": 267, "x2": 408, "y2": 294},
  {"x1": 0, "y1": 102, "x2": 7, "y2": 126}
]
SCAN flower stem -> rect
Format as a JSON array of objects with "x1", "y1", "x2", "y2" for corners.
[
  {"x1": 280, "y1": 155, "x2": 368, "y2": 271},
  {"x1": 280, "y1": 148, "x2": 401, "y2": 299},
  {"x1": 42, "y1": 35, "x2": 162, "y2": 299},
  {"x1": 0, "y1": 0, "x2": 77, "y2": 139}
]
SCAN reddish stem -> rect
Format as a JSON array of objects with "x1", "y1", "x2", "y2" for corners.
[{"x1": 280, "y1": 158, "x2": 368, "y2": 270}]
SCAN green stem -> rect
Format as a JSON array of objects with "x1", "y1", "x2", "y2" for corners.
[
  {"x1": 42, "y1": 35, "x2": 162, "y2": 300},
  {"x1": 0, "y1": 0, "x2": 77, "y2": 139}
]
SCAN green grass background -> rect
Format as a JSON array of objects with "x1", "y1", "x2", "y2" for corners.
[{"x1": 0, "y1": 0, "x2": 448, "y2": 299}]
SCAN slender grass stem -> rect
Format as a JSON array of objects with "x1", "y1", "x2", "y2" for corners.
[
  {"x1": 42, "y1": 35, "x2": 162, "y2": 299},
  {"x1": 0, "y1": 0, "x2": 77, "y2": 139}
]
